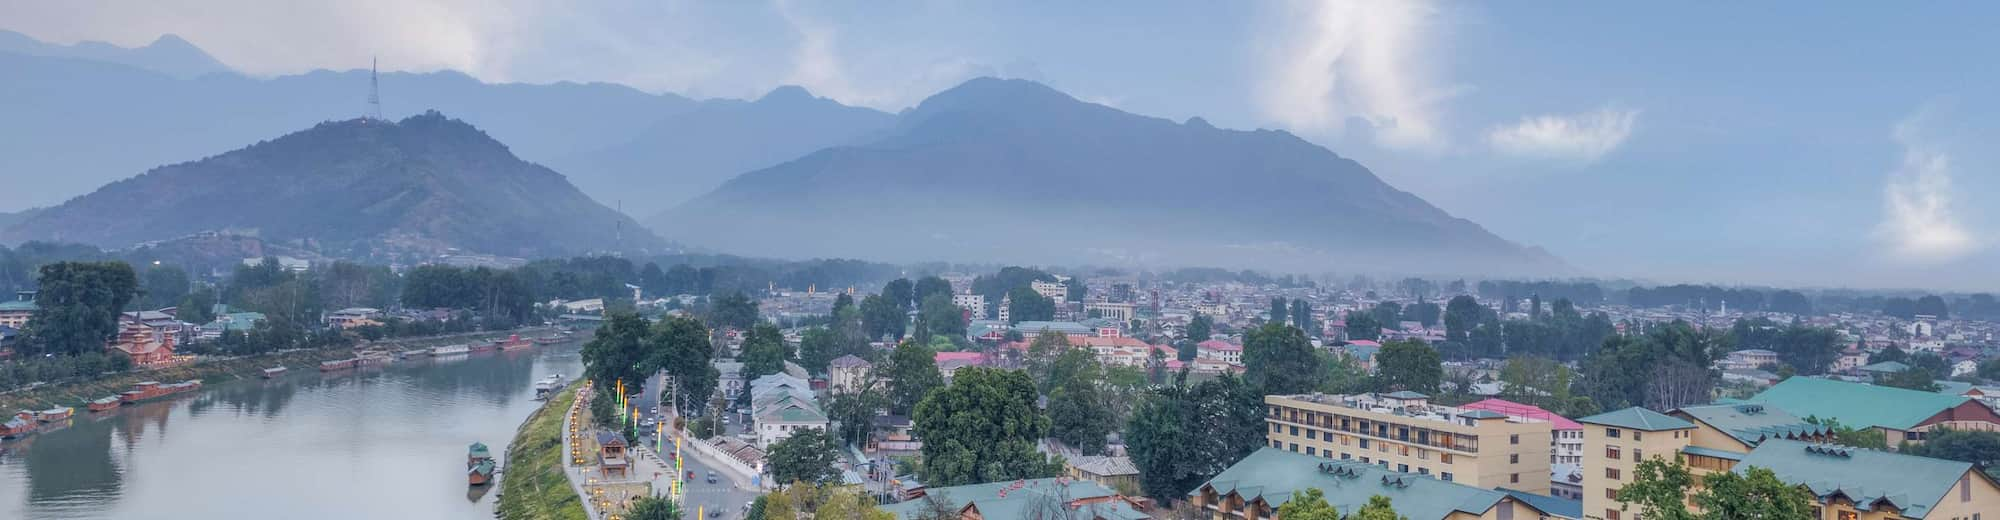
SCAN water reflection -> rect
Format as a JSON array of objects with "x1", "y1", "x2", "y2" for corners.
[{"x1": 0, "y1": 342, "x2": 584, "y2": 520}]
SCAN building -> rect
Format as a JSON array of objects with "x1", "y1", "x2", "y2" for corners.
[
  {"x1": 1189, "y1": 447, "x2": 1566, "y2": 520},
  {"x1": 1032, "y1": 280, "x2": 1069, "y2": 302},
  {"x1": 715, "y1": 361, "x2": 746, "y2": 400},
  {"x1": 1747, "y1": 377, "x2": 2000, "y2": 444},
  {"x1": 952, "y1": 293, "x2": 988, "y2": 320},
  {"x1": 197, "y1": 311, "x2": 264, "y2": 341},
  {"x1": 1549, "y1": 463, "x2": 1583, "y2": 502},
  {"x1": 327, "y1": 307, "x2": 383, "y2": 329},
  {"x1": 997, "y1": 293, "x2": 1011, "y2": 324},
  {"x1": 1718, "y1": 348, "x2": 1780, "y2": 370},
  {"x1": 1197, "y1": 340, "x2": 1243, "y2": 365},
  {"x1": 827, "y1": 355, "x2": 872, "y2": 394},
  {"x1": 1668, "y1": 402, "x2": 1835, "y2": 453},
  {"x1": 1459, "y1": 398, "x2": 1585, "y2": 465},
  {"x1": 1575, "y1": 407, "x2": 1698, "y2": 520},
  {"x1": 1083, "y1": 302, "x2": 1136, "y2": 322},
  {"x1": 1263, "y1": 392, "x2": 1554, "y2": 494},
  {"x1": 0, "y1": 292, "x2": 35, "y2": 329},
  {"x1": 934, "y1": 351, "x2": 989, "y2": 380},
  {"x1": 750, "y1": 373, "x2": 824, "y2": 448},
  {"x1": 881, "y1": 477, "x2": 1147, "y2": 520},
  {"x1": 595, "y1": 430, "x2": 631, "y2": 480},
  {"x1": 108, "y1": 313, "x2": 180, "y2": 367},
  {"x1": 1065, "y1": 455, "x2": 1140, "y2": 494}
]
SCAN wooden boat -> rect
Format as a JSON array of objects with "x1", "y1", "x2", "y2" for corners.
[
  {"x1": 497, "y1": 334, "x2": 532, "y2": 351},
  {"x1": 320, "y1": 358, "x2": 360, "y2": 372},
  {"x1": 35, "y1": 407, "x2": 73, "y2": 422},
  {"x1": 467, "y1": 458, "x2": 496, "y2": 486},
  {"x1": 87, "y1": 396, "x2": 123, "y2": 412},
  {"x1": 0, "y1": 415, "x2": 32, "y2": 439},
  {"x1": 430, "y1": 344, "x2": 469, "y2": 356},
  {"x1": 532, "y1": 335, "x2": 566, "y2": 345},
  {"x1": 121, "y1": 380, "x2": 202, "y2": 403},
  {"x1": 261, "y1": 366, "x2": 288, "y2": 379}
]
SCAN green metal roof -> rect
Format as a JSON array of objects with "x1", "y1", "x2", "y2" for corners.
[
  {"x1": 1748, "y1": 377, "x2": 1970, "y2": 430},
  {"x1": 1382, "y1": 390, "x2": 1430, "y2": 400},
  {"x1": 0, "y1": 301, "x2": 37, "y2": 312},
  {"x1": 1736, "y1": 439, "x2": 1982, "y2": 519},
  {"x1": 881, "y1": 478, "x2": 1145, "y2": 520},
  {"x1": 1576, "y1": 407, "x2": 1696, "y2": 431},
  {"x1": 1678, "y1": 446, "x2": 1745, "y2": 461},
  {"x1": 1858, "y1": 361, "x2": 1911, "y2": 373},
  {"x1": 1498, "y1": 489, "x2": 1581, "y2": 520},
  {"x1": 1189, "y1": 447, "x2": 1544, "y2": 520},
  {"x1": 1672, "y1": 403, "x2": 1831, "y2": 448}
]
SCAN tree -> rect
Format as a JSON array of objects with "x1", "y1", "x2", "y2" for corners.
[
  {"x1": 762, "y1": 488, "x2": 797, "y2": 520},
  {"x1": 140, "y1": 264, "x2": 190, "y2": 310},
  {"x1": 1617, "y1": 457, "x2": 1815, "y2": 520},
  {"x1": 860, "y1": 294, "x2": 906, "y2": 341},
  {"x1": 1046, "y1": 346, "x2": 1114, "y2": 455},
  {"x1": 1243, "y1": 323, "x2": 1323, "y2": 395},
  {"x1": 814, "y1": 487, "x2": 895, "y2": 520},
  {"x1": 1914, "y1": 295, "x2": 1950, "y2": 319},
  {"x1": 650, "y1": 315, "x2": 718, "y2": 415},
  {"x1": 1270, "y1": 297, "x2": 1289, "y2": 324},
  {"x1": 710, "y1": 291, "x2": 760, "y2": 330},
  {"x1": 1183, "y1": 314, "x2": 1213, "y2": 361},
  {"x1": 1801, "y1": 416, "x2": 1887, "y2": 449},
  {"x1": 827, "y1": 386, "x2": 887, "y2": 447},
  {"x1": 767, "y1": 428, "x2": 842, "y2": 485},
  {"x1": 886, "y1": 340, "x2": 942, "y2": 415},
  {"x1": 1347, "y1": 496, "x2": 1408, "y2": 520},
  {"x1": 1124, "y1": 373, "x2": 1264, "y2": 501},
  {"x1": 1368, "y1": 302, "x2": 1402, "y2": 330},
  {"x1": 1443, "y1": 295, "x2": 1484, "y2": 344},
  {"x1": 882, "y1": 278, "x2": 916, "y2": 310},
  {"x1": 628, "y1": 496, "x2": 683, "y2": 520},
  {"x1": 582, "y1": 312, "x2": 652, "y2": 392},
  {"x1": 26, "y1": 261, "x2": 139, "y2": 356},
  {"x1": 1006, "y1": 286, "x2": 1055, "y2": 324},
  {"x1": 1881, "y1": 366, "x2": 1941, "y2": 392},
  {"x1": 916, "y1": 293, "x2": 967, "y2": 344},
  {"x1": 912, "y1": 367, "x2": 1058, "y2": 486},
  {"x1": 1290, "y1": 300, "x2": 1316, "y2": 337},
  {"x1": 742, "y1": 323, "x2": 789, "y2": 380},
  {"x1": 1276, "y1": 488, "x2": 1342, "y2": 520},
  {"x1": 1903, "y1": 428, "x2": 2000, "y2": 471},
  {"x1": 1498, "y1": 356, "x2": 1590, "y2": 416},
  {"x1": 176, "y1": 285, "x2": 217, "y2": 324},
  {"x1": 1343, "y1": 310, "x2": 1382, "y2": 342},
  {"x1": 1869, "y1": 346, "x2": 1908, "y2": 365},
  {"x1": 1374, "y1": 340, "x2": 1442, "y2": 394},
  {"x1": 1408, "y1": 300, "x2": 1441, "y2": 329},
  {"x1": 913, "y1": 276, "x2": 953, "y2": 305}
]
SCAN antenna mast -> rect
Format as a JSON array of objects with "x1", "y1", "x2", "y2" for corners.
[{"x1": 367, "y1": 57, "x2": 383, "y2": 121}]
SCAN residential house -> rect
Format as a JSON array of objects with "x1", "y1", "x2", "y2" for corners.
[
  {"x1": 327, "y1": 307, "x2": 383, "y2": 329},
  {"x1": 934, "y1": 351, "x2": 989, "y2": 381},
  {"x1": 750, "y1": 373, "x2": 825, "y2": 448},
  {"x1": 0, "y1": 292, "x2": 36, "y2": 329},
  {"x1": 1065, "y1": 455, "x2": 1140, "y2": 494},
  {"x1": 828, "y1": 355, "x2": 872, "y2": 394},
  {"x1": 1196, "y1": 340, "x2": 1242, "y2": 365},
  {"x1": 1459, "y1": 398, "x2": 1585, "y2": 466},
  {"x1": 952, "y1": 293, "x2": 987, "y2": 320}
]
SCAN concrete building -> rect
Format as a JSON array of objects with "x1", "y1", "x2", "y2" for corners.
[
  {"x1": 880, "y1": 477, "x2": 1147, "y2": 520},
  {"x1": 952, "y1": 293, "x2": 988, "y2": 320},
  {"x1": 1263, "y1": 391, "x2": 1554, "y2": 494},
  {"x1": 827, "y1": 354, "x2": 872, "y2": 394},
  {"x1": 1746, "y1": 377, "x2": 2000, "y2": 444},
  {"x1": 1575, "y1": 407, "x2": 1699, "y2": 520},
  {"x1": 0, "y1": 292, "x2": 36, "y2": 329},
  {"x1": 1031, "y1": 280, "x2": 1069, "y2": 302},
  {"x1": 1197, "y1": 340, "x2": 1243, "y2": 365},
  {"x1": 1459, "y1": 398, "x2": 1585, "y2": 465},
  {"x1": 750, "y1": 373, "x2": 824, "y2": 448},
  {"x1": 1083, "y1": 302, "x2": 1136, "y2": 322}
]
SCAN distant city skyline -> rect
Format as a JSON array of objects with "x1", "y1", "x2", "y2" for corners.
[{"x1": 5, "y1": 1, "x2": 1999, "y2": 290}]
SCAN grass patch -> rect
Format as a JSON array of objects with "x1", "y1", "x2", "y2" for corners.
[{"x1": 498, "y1": 383, "x2": 589, "y2": 520}]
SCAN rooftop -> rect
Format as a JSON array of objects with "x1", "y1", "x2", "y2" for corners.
[
  {"x1": 1192, "y1": 447, "x2": 1550, "y2": 520},
  {"x1": 1747, "y1": 377, "x2": 1972, "y2": 430},
  {"x1": 881, "y1": 478, "x2": 1145, "y2": 520},
  {"x1": 1575, "y1": 407, "x2": 1696, "y2": 431},
  {"x1": 1274, "y1": 392, "x2": 1550, "y2": 427},
  {"x1": 1735, "y1": 439, "x2": 1986, "y2": 519},
  {"x1": 1460, "y1": 398, "x2": 1584, "y2": 430},
  {"x1": 1672, "y1": 403, "x2": 1830, "y2": 448}
]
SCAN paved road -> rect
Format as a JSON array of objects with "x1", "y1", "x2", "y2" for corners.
[{"x1": 636, "y1": 371, "x2": 761, "y2": 520}]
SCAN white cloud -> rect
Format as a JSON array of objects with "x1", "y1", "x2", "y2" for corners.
[
  {"x1": 1878, "y1": 113, "x2": 1977, "y2": 263},
  {"x1": 1255, "y1": 0, "x2": 1454, "y2": 150},
  {"x1": 1484, "y1": 107, "x2": 1639, "y2": 164}
]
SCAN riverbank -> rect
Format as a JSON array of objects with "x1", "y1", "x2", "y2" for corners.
[
  {"x1": 0, "y1": 326, "x2": 565, "y2": 412},
  {"x1": 497, "y1": 382, "x2": 589, "y2": 520}
]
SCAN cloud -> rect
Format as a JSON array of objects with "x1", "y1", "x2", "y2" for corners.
[
  {"x1": 1255, "y1": 0, "x2": 1455, "y2": 150},
  {"x1": 1878, "y1": 112, "x2": 1977, "y2": 263},
  {"x1": 1484, "y1": 107, "x2": 1639, "y2": 164}
]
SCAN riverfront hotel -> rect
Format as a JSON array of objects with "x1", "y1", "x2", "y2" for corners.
[{"x1": 1263, "y1": 391, "x2": 1554, "y2": 495}]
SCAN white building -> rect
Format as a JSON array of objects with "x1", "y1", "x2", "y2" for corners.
[
  {"x1": 952, "y1": 293, "x2": 988, "y2": 320},
  {"x1": 827, "y1": 355, "x2": 872, "y2": 394},
  {"x1": 1031, "y1": 280, "x2": 1069, "y2": 302},
  {"x1": 1083, "y1": 302, "x2": 1136, "y2": 322},
  {"x1": 750, "y1": 374, "x2": 825, "y2": 448}
]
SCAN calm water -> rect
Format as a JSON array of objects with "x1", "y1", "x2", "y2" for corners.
[{"x1": 0, "y1": 342, "x2": 584, "y2": 520}]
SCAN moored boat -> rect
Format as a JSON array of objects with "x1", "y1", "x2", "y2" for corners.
[
  {"x1": 531, "y1": 335, "x2": 565, "y2": 345},
  {"x1": 121, "y1": 380, "x2": 202, "y2": 403},
  {"x1": 497, "y1": 334, "x2": 531, "y2": 351},
  {"x1": 430, "y1": 344, "x2": 469, "y2": 356},
  {"x1": 0, "y1": 415, "x2": 32, "y2": 439},
  {"x1": 467, "y1": 341, "x2": 496, "y2": 353},
  {"x1": 261, "y1": 366, "x2": 288, "y2": 379},
  {"x1": 35, "y1": 407, "x2": 73, "y2": 422},
  {"x1": 87, "y1": 396, "x2": 123, "y2": 412},
  {"x1": 467, "y1": 458, "x2": 496, "y2": 486},
  {"x1": 320, "y1": 358, "x2": 360, "y2": 371}
]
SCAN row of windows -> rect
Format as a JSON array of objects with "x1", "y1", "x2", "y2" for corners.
[
  {"x1": 1272, "y1": 439, "x2": 1531, "y2": 484},
  {"x1": 1268, "y1": 406, "x2": 1483, "y2": 452},
  {"x1": 1602, "y1": 427, "x2": 1688, "y2": 440},
  {"x1": 1273, "y1": 424, "x2": 1459, "y2": 463}
]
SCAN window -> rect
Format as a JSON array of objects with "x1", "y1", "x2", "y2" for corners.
[
  {"x1": 1289, "y1": 443, "x2": 1299, "y2": 452},
  {"x1": 1510, "y1": 454, "x2": 1520, "y2": 464},
  {"x1": 1361, "y1": 456, "x2": 1370, "y2": 463},
  {"x1": 1964, "y1": 474, "x2": 1974, "y2": 502},
  {"x1": 1511, "y1": 434, "x2": 1521, "y2": 445},
  {"x1": 1270, "y1": 423, "x2": 1280, "y2": 433},
  {"x1": 1306, "y1": 447, "x2": 1317, "y2": 456},
  {"x1": 1418, "y1": 450, "x2": 1429, "y2": 460},
  {"x1": 1379, "y1": 460, "x2": 1389, "y2": 468},
  {"x1": 1400, "y1": 445, "x2": 1409, "y2": 456},
  {"x1": 1606, "y1": 446, "x2": 1621, "y2": 460},
  {"x1": 1837, "y1": 512, "x2": 1855, "y2": 520},
  {"x1": 1606, "y1": 509, "x2": 1620, "y2": 520},
  {"x1": 1342, "y1": 436, "x2": 1351, "y2": 446},
  {"x1": 1441, "y1": 453, "x2": 1453, "y2": 463},
  {"x1": 1271, "y1": 439, "x2": 1282, "y2": 448},
  {"x1": 1418, "y1": 467, "x2": 1430, "y2": 475},
  {"x1": 1606, "y1": 467, "x2": 1621, "y2": 480},
  {"x1": 1342, "y1": 453, "x2": 1352, "y2": 460},
  {"x1": 1290, "y1": 426, "x2": 1300, "y2": 436},
  {"x1": 1307, "y1": 430, "x2": 1317, "y2": 440},
  {"x1": 1635, "y1": 448, "x2": 1644, "y2": 460},
  {"x1": 1605, "y1": 488, "x2": 1618, "y2": 499},
  {"x1": 1606, "y1": 428, "x2": 1622, "y2": 439},
  {"x1": 1634, "y1": 431, "x2": 1643, "y2": 441},
  {"x1": 1360, "y1": 439, "x2": 1371, "y2": 449},
  {"x1": 1511, "y1": 473, "x2": 1520, "y2": 483},
  {"x1": 1398, "y1": 463, "x2": 1409, "y2": 472}
]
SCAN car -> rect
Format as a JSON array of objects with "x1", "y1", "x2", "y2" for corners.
[
  {"x1": 706, "y1": 471, "x2": 718, "y2": 483},
  {"x1": 708, "y1": 508, "x2": 722, "y2": 518}
]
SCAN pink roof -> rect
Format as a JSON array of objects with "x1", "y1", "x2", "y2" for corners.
[
  {"x1": 1197, "y1": 339, "x2": 1241, "y2": 352},
  {"x1": 1345, "y1": 340, "x2": 1381, "y2": 348},
  {"x1": 1459, "y1": 398, "x2": 1582, "y2": 430},
  {"x1": 1076, "y1": 336, "x2": 1149, "y2": 348},
  {"x1": 934, "y1": 351, "x2": 989, "y2": 364}
]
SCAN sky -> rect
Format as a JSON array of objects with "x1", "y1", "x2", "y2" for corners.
[{"x1": 4, "y1": 1, "x2": 1998, "y2": 290}]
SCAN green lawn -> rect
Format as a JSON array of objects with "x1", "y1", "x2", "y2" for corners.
[{"x1": 497, "y1": 384, "x2": 589, "y2": 520}]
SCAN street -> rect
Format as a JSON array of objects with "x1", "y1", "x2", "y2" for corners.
[{"x1": 636, "y1": 371, "x2": 761, "y2": 519}]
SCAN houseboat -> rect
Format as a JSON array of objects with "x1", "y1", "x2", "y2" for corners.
[
  {"x1": 320, "y1": 358, "x2": 360, "y2": 372},
  {"x1": 497, "y1": 335, "x2": 532, "y2": 351},
  {"x1": 87, "y1": 396, "x2": 123, "y2": 412},
  {"x1": 0, "y1": 415, "x2": 32, "y2": 439},
  {"x1": 532, "y1": 334, "x2": 567, "y2": 345},
  {"x1": 430, "y1": 344, "x2": 470, "y2": 356},
  {"x1": 121, "y1": 380, "x2": 202, "y2": 403},
  {"x1": 467, "y1": 340, "x2": 497, "y2": 353},
  {"x1": 468, "y1": 458, "x2": 497, "y2": 486},
  {"x1": 35, "y1": 407, "x2": 73, "y2": 422},
  {"x1": 261, "y1": 366, "x2": 288, "y2": 379},
  {"x1": 533, "y1": 375, "x2": 566, "y2": 400}
]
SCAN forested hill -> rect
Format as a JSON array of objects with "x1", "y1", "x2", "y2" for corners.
[
  {"x1": 0, "y1": 112, "x2": 664, "y2": 258},
  {"x1": 658, "y1": 77, "x2": 1566, "y2": 276}
]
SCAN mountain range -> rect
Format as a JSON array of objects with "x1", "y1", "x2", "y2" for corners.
[
  {"x1": 0, "y1": 112, "x2": 661, "y2": 259},
  {"x1": 659, "y1": 78, "x2": 1562, "y2": 274},
  {"x1": 0, "y1": 29, "x2": 232, "y2": 79}
]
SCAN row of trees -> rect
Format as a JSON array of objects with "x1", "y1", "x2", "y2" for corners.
[{"x1": 579, "y1": 313, "x2": 718, "y2": 416}]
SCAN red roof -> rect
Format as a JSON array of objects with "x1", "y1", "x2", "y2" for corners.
[
  {"x1": 1459, "y1": 398, "x2": 1582, "y2": 430},
  {"x1": 1197, "y1": 339, "x2": 1240, "y2": 352},
  {"x1": 1076, "y1": 336, "x2": 1149, "y2": 348},
  {"x1": 934, "y1": 351, "x2": 989, "y2": 364}
]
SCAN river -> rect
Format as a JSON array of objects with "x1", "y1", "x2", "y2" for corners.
[{"x1": 0, "y1": 341, "x2": 585, "y2": 520}]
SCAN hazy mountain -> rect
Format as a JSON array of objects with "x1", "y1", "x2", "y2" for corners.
[
  {"x1": 0, "y1": 112, "x2": 663, "y2": 259},
  {"x1": 0, "y1": 30, "x2": 233, "y2": 78},
  {"x1": 549, "y1": 85, "x2": 894, "y2": 216},
  {"x1": 0, "y1": 49, "x2": 697, "y2": 211},
  {"x1": 658, "y1": 78, "x2": 1563, "y2": 275}
]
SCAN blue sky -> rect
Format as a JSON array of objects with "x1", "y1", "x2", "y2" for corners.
[{"x1": 3, "y1": 1, "x2": 1995, "y2": 289}]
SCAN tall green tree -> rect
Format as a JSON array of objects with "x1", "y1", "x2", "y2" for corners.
[
  {"x1": 1183, "y1": 314, "x2": 1213, "y2": 360},
  {"x1": 1343, "y1": 310, "x2": 1382, "y2": 341},
  {"x1": 827, "y1": 385, "x2": 887, "y2": 447},
  {"x1": 1374, "y1": 340, "x2": 1442, "y2": 393},
  {"x1": 1005, "y1": 286, "x2": 1055, "y2": 324},
  {"x1": 1243, "y1": 323, "x2": 1324, "y2": 395},
  {"x1": 741, "y1": 323, "x2": 789, "y2": 380},
  {"x1": 710, "y1": 291, "x2": 760, "y2": 330},
  {"x1": 1270, "y1": 297, "x2": 1288, "y2": 324},
  {"x1": 912, "y1": 367, "x2": 1059, "y2": 486},
  {"x1": 1902, "y1": 428, "x2": 2000, "y2": 471},
  {"x1": 27, "y1": 261, "x2": 139, "y2": 356},
  {"x1": 915, "y1": 293, "x2": 967, "y2": 344},
  {"x1": 1290, "y1": 300, "x2": 1315, "y2": 337},
  {"x1": 913, "y1": 276, "x2": 953, "y2": 305},
  {"x1": 860, "y1": 294, "x2": 906, "y2": 341},
  {"x1": 1443, "y1": 295, "x2": 1484, "y2": 344},
  {"x1": 648, "y1": 315, "x2": 718, "y2": 415},
  {"x1": 628, "y1": 496, "x2": 683, "y2": 520},
  {"x1": 582, "y1": 312, "x2": 652, "y2": 396},
  {"x1": 882, "y1": 278, "x2": 916, "y2": 310},
  {"x1": 1124, "y1": 373, "x2": 1265, "y2": 501},
  {"x1": 1617, "y1": 457, "x2": 1815, "y2": 520},
  {"x1": 1369, "y1": 301, "x2": 1403, "y2": 330},
  {"x1": 1276, "y1": 488, "x2": 1343, "y2": 520},
  {"x1": 140, "y1": 264, "x2": 190, "y2": 310},
  {"x1": 1045, "y1": 346, "x2": 1113, "y2": 455},
  {"x1": 766, "y1": 428, "x2": 842, "y2": 485},
  {"x1": 886, "y1": 340, "x2": 942, "y2": 415},
  {"x1": 798, "y1": 327, "x2": 839, "y2": 375}
]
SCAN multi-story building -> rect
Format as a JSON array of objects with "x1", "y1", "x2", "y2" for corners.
[
  {"x1": 0, "y1": 291, "x2": 36, "y2": 329},
  {"x1": 827, "y1": 354, "x2": 872, "y2": 394},
  {"x1": 1032, "y1": 280, "x2": 1069, "y2": 302},
  {"x1": 1580, "y1": 403, "x2": 2000, "y2": 520},
  {"x1": 1263, "y1": 392, "x2": 1554, "y2": 494},
  {"x1": 1197, "y1": 340, "x2": 1243, "y2": 365},
  {"x1": 1083, "y1": 301, "x2": 1135, "y2": 322},
  {"x1": 1460, "y1": 398, "x2": 1585, "y2": 465},
  {"x1": 951, "y1": 293, "x2": 987, "y2": 319},
  {"x1": 1747, "y1": 377, "x2": 2000, "y2": 445},
  {"x1": 1190, "y1": 447, "x2": 1569, "y2": 520}
]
